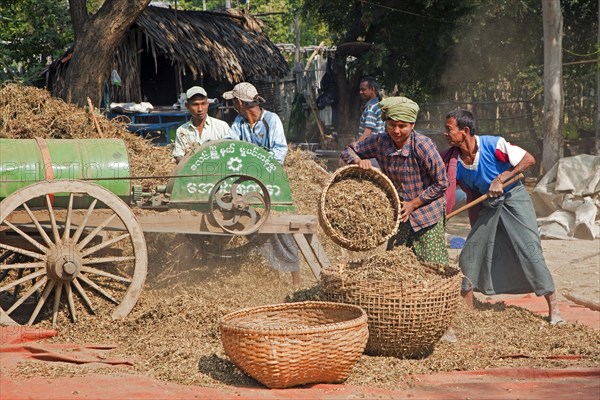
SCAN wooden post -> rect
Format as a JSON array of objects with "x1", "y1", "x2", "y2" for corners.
[
  {"x1": 304, "y1": 42, "x2": 325, "y2": 73},
  {"x1": 87, "y1": 97, "x2": 104, "y2": 138},
  {"x1": 542, "y1": 0, "x2": 564, "y2": 174}
]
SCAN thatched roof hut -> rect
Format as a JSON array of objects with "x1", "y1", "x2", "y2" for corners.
[{"x1": 45, "y1": 6, "x2": 289, "y2": 106}]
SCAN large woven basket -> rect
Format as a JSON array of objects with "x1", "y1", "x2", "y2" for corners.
[
  {"x1": 220, "y1": 301, "x2": 369, "y2": 389},
  {"x1": 321, "y1": 264, "x2": 462, "y2": 358},
  {"x1": 319, "y1": 165, "x2": 401, "y2": 251}
]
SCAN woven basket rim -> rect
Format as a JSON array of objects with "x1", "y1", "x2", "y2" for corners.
[
  {"x1": 318, "y1": 165, "x2": 401, "y2": 251},
  {"x1": 219, "y1": 301, "x2": 367, "y2": 336},
  {"x1": 321, "y1": 263, "x2": 463, "y2": 285}
]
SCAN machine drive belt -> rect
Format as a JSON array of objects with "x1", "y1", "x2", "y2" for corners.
[{"x1": 34, "y1": 136, "x2": 55, "y2": 203}]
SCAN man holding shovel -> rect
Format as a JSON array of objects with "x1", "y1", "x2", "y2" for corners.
[{"x1": 441, "y1": 109, "x2": 564, "y2": 325}]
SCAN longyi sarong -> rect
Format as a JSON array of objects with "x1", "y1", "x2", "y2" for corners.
[{"x1": 459, "y1": 184, "x2": 555, "y2": 295}]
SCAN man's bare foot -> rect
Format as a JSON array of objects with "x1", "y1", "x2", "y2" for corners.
[
  {"x1": 441, "y1": 326, "x2": 457, "y2": 343},
  {"x1": 545, "y1": 292, "x2": 566, "y2": 325}
]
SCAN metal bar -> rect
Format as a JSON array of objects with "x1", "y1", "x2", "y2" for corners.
[{"x1": 1, "y1": 173, "x2": 263, "y2": 183}]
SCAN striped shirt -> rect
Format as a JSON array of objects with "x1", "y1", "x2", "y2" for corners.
[
  {"x1": 358, "y1": 97, "x2": 384, "y2": 138},
  {"x1": 341, "y1": 130, "x2": 448, "y2": 232}
]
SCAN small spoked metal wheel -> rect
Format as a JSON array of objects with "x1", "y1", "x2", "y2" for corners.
[
  {"x1": 208, "y1": 174, "x2": 271, "y2": 235},
  {"x1": 0, "y1": 180, "x2": 147, "y2": 327}
]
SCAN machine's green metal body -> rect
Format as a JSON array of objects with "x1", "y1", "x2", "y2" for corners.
[
  {"x1": 167, "y1": 140, "x2": 295, "y2": 212},
  {"x1": 0, "y1": 138, "x2": 294, "y2": 212},
  {"x1": 0, "y1": 139, "x2": 130, "y2": 207}
]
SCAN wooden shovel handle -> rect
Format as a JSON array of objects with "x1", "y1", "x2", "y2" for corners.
[{"x1": 446, "y1": 173, "x2": 524, "y2": 220}]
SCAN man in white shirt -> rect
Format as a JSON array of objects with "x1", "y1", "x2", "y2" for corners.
[{"x1": 173, "y1": 86, "x2": 230, "y2": 163}]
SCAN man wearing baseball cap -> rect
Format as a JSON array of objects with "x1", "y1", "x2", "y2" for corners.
[
  {"x1": 223, "y1": 82, "x2": 299, "y2": 284},
  {"x1": 172, "y1": 86, "x2": 230, "y2": 163},
  {"x1": 223, "y1": 82, "x2": 288, "y2": 164}
]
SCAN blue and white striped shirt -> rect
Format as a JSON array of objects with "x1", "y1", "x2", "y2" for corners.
[{"x1": 358, "y1": 97, "x2": 384, "y2": 138}]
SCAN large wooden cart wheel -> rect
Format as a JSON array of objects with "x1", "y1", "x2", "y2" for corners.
[
  {"x1": 208, "y1": 174, "x2": 271, "y2": 235},
  {"x1": 0, "y1": 180, "x2": 147, "y2": 327}
]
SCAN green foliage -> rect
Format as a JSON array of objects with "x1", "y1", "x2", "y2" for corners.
[
  {"x1": 301, "y1": 0, "x2": 477, "y2": 97},
  {"x1": 0, "y1": 0, "x2": 73, "y2": 83},
  {"x1": 176, "y1": 0, "x2": 226, "y2": 11},
  {"x1": 303, "y1": 0, "x2": 598, "y2": 108},
  {"x1": 175, "y1": 0, "x2": 330, "y2": 48}
]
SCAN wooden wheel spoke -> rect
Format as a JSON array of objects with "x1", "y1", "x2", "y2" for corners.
[
  {"x1": 0, "y1": 269, "x2": 45, "y2": 293},
  {"x1": 72, "y1": 199, "x2": 98, "y2": 243},
  {"x1": 0, "y1": 251, "x2": 15, "y2": 263},
  {"x1": 80, "y1": 266, "x2": 132, "y2": 283},
  {"x1": 72, "y1": 278, "x2": 95, "y2": 314},
  {"x1": 83, "y1": 255, "x2": 135, "y2": 265},
  {"x1": 3, "y1": 220, "x2": 48, "y2": 253},
  {"x1": 23, "y1": 203, "x2": 53, "y2": 247},
  {"x1": 51, "y1": 282, "x2": 63, "y2": 327},
  {"x1": 77, "y1": 274, "x2": 118, "y2": 304},
  {"x1": 1, "y1": 180, "x2": 147, "y2": 326},
  {"x1": 81, "y1": 233, "x2": 129, "y2": 258},
  {"x1": 76, "y1": 213, "x2": 117, "y2": 251},
  {"x1": 0, "y1": 261, "x2": 44, "y2": 271},
  {"x1": 0, "y1": 242, "x2": 45, "y2": 261},
  {"x1": 27, "y1": 279, "x2": 55, "y2": 325},
  {"x1": 62, "y1": 193, "x2": 75, "y2": 242},
  {"x1": 64, "y1": 283, "x2": 77, "y2": 323},
  {"x1": 45, "y1": 195, "x2": 61, "y2": 245},
  {"x1": 0, "y1": 270, "x2": 9, "y2": 282},
  {"x1": 5, "y1": 277, "x2": 47, "y2": 315}
]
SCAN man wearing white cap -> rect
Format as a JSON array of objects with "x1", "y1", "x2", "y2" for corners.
[
  {"x1": 173, "y1": 86, "x2": 230, "y2": 163},
  {"x1": 223, "y1": 82, "x2": 300, "y2": 285},
  {"x1": 223, "y1": 82, "x2": 288, "y2": 164}
]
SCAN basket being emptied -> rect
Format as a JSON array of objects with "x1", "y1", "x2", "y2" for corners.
[
  {"x1": 220, "y1": 301, "x2": 368, "y2": 389},
  {"x1": 319, "y1": 165, "x2": 401, "y2": 251}
]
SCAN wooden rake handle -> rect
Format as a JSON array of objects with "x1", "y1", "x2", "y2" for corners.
[{"x1": 446, "y1": 173, "x2": 524, "y2": 220}]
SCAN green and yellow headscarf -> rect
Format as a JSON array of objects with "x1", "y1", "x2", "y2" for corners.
[{"x1": 379, "y1": 96, "x2": 419, "y2": 122}]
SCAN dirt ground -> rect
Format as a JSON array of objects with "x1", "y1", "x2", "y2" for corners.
[{"x1": 446, "y1": 214, "x2": 600, "y2": 307}]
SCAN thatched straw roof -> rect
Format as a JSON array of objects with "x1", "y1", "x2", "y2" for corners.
[{"x1": 137, "y1": 6, "x2": 289, "y2": 82}]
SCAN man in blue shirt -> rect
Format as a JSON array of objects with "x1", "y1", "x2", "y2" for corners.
[
  {"x1": 223, "y1": 82, "x2": 288, "y2": 164},
  {"x1": 357, "y1": 77, "x2": 384, "y2": 142},
  {"x1": 222, "y1": 83, "x2": 300, "y2": 285}
]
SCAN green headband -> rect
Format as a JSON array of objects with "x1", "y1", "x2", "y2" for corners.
[{"x1": 379, "y1": 96, "x2": 419, "y2": 122}]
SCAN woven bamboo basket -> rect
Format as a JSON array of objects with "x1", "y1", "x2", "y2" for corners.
[
  {"x1": 318, "y1": 165, "x2": 401, "y2": 251},
  {"x1": 321, "y1": 264, "x2": 462, "y2": 358},
  {"x1": 219, "y1": 301, "x2": 369, "y2": 389}
]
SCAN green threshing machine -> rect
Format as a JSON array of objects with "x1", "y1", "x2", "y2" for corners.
[{"x1": 0, "y1": 138, "x2": 330, "y2": 327}]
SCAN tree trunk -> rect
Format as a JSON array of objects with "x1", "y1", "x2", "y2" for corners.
[
  {"x1": 596, "y1": 0, "x2": 600, "y2": 155},
  {"x1": 57, "y1": 0, "x2": 150, "y2": 107},
  {"x1": 541, "y1": 0, "x2": 564, "y2": 174},
  {"x1": 330, "y1": 43, "x2": 374, "y2": 147},
  {"x1": 331, "y1": 57, "x2": 362, "y2": 147}
]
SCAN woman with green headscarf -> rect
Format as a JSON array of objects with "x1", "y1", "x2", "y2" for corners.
[{"x1": 341, "y1": 96, "x2": 450, "y2": 266}]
